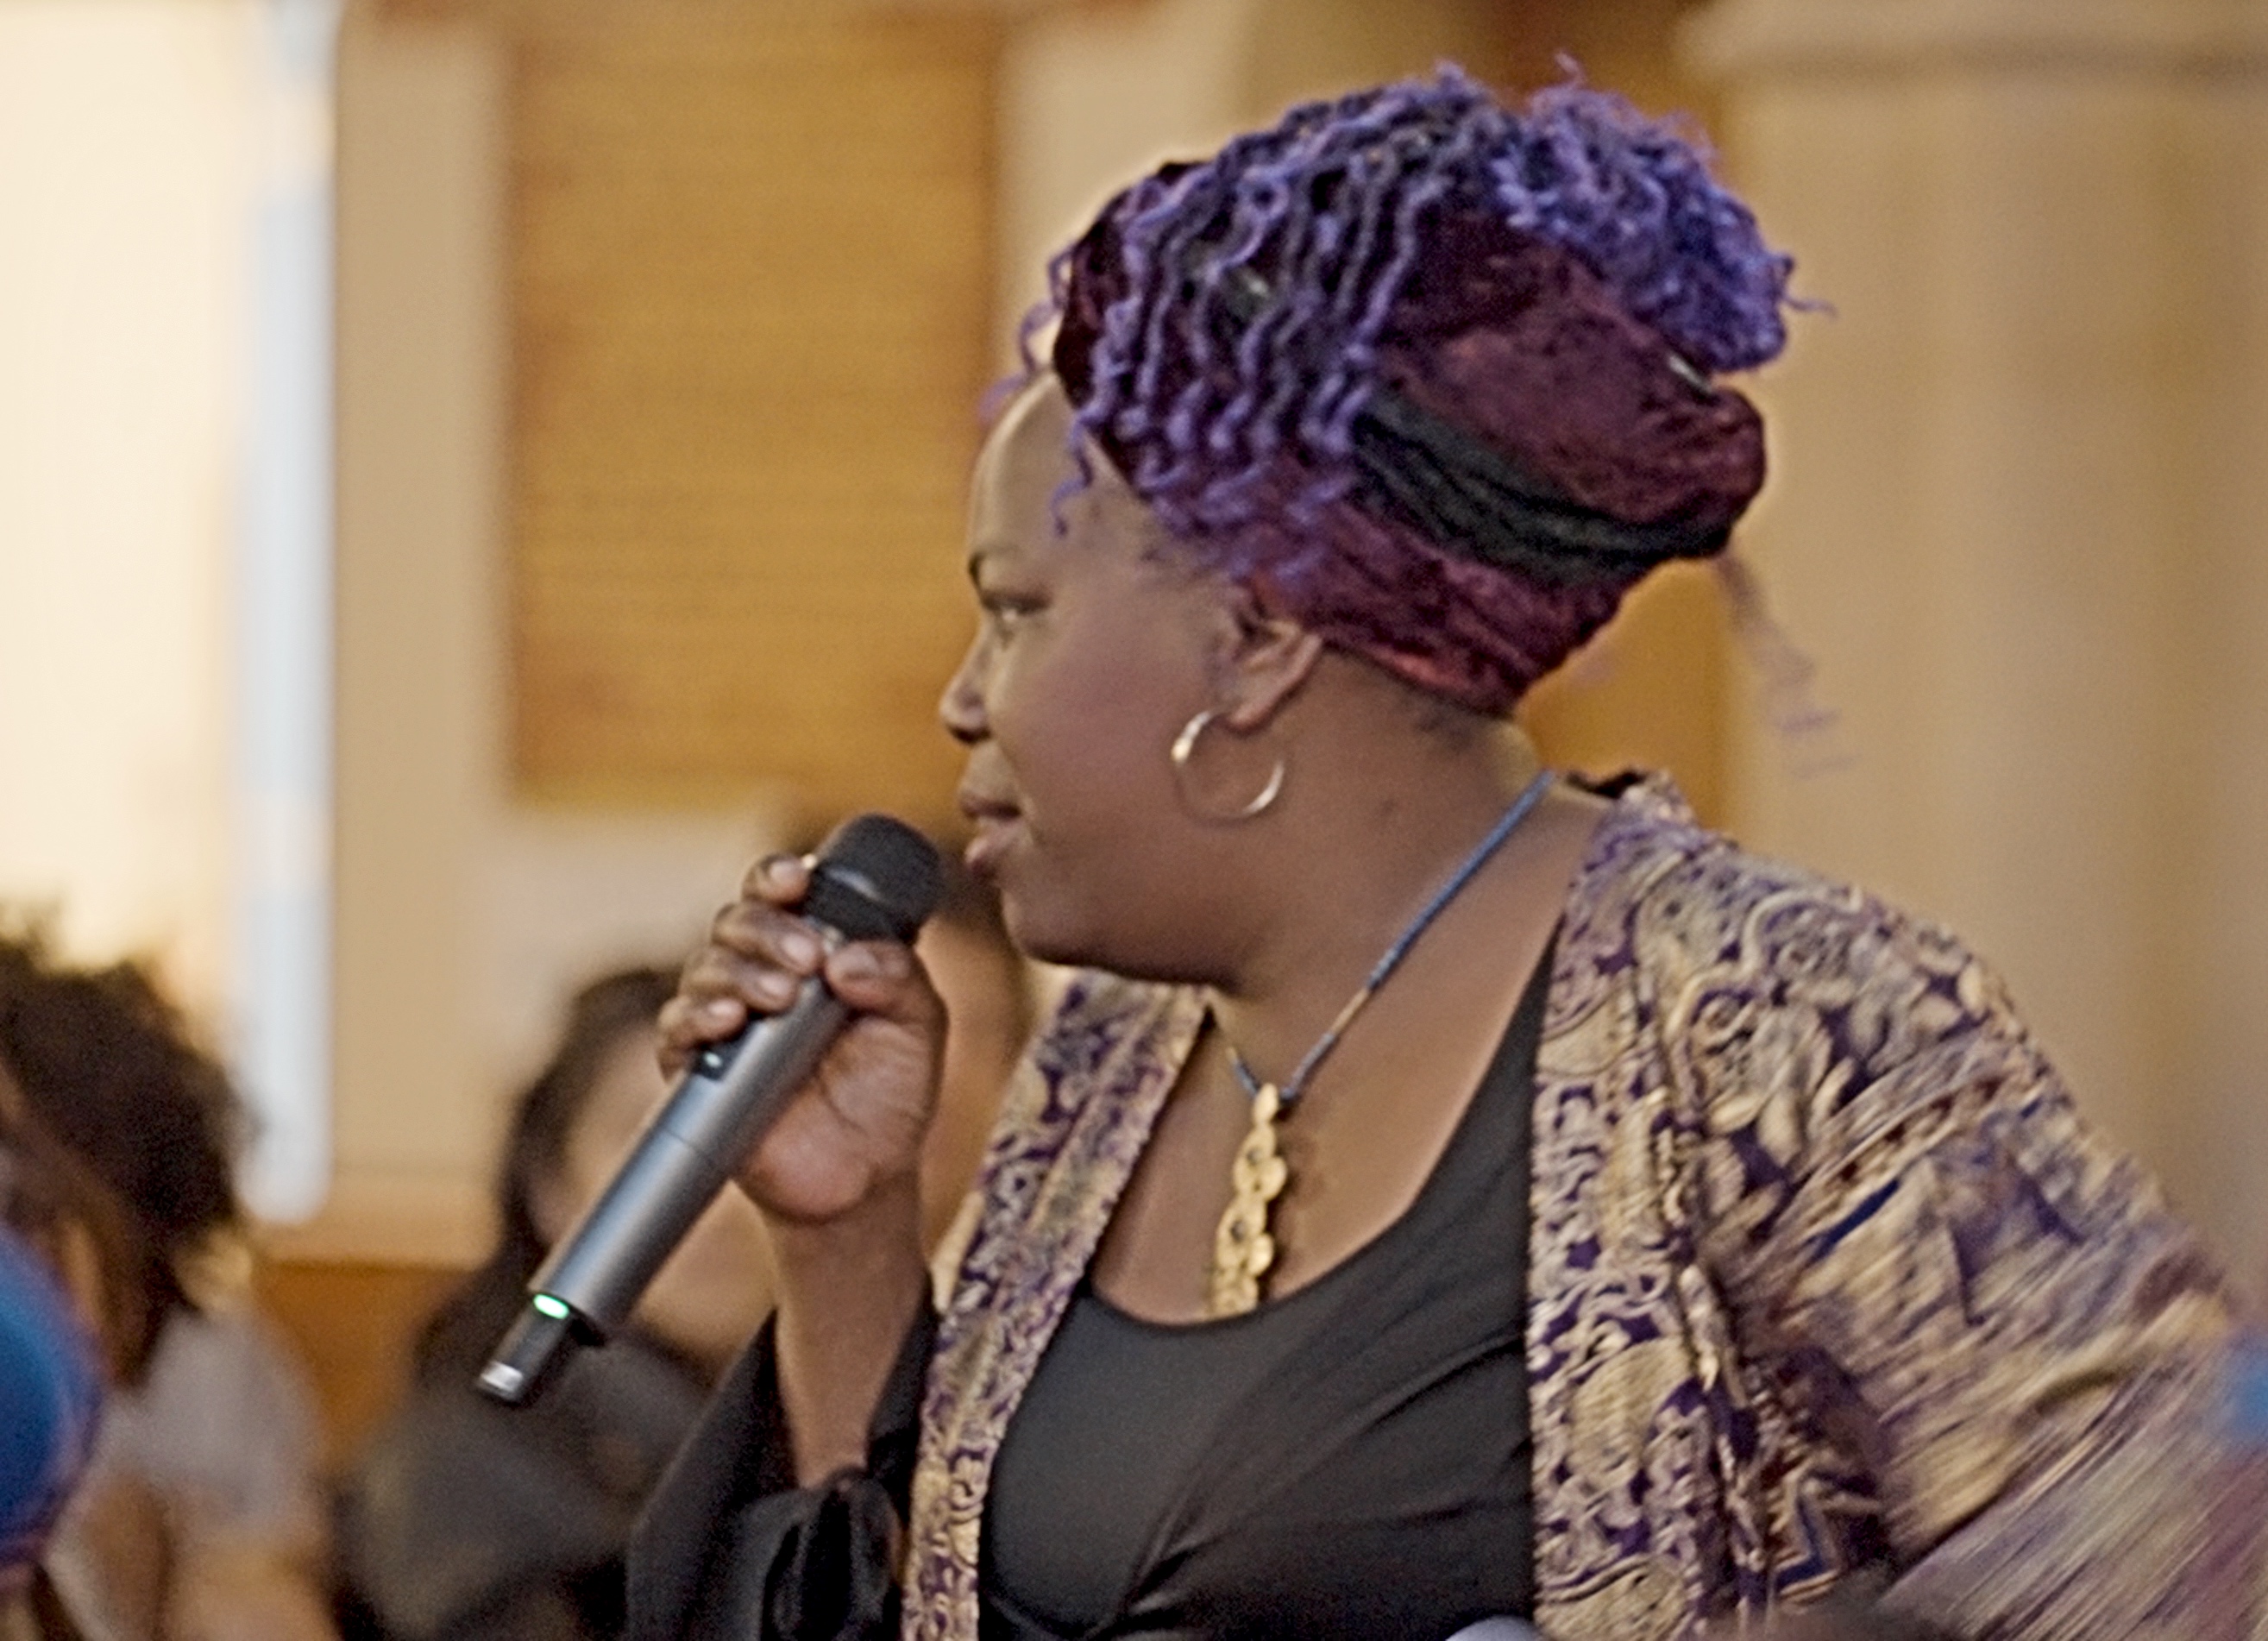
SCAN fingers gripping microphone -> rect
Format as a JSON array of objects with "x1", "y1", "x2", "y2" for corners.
[{"x1": 478, "y1": 814, "x2": 942, "y2": 1406}]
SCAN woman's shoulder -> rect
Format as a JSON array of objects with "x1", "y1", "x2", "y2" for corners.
[
  {"x1": 1568, "y1": 780, "x2": 2123, "y2": 1263},
  {"x1": 1574, "y1": 770, "x2": 1869, "y2": 917},
  {"x1": 1574, "y1": 774, "x2": 1990, "y2": 996},
  {"x1": 1561, "y1": 772, "x2": 2032, "y2": 1100}
]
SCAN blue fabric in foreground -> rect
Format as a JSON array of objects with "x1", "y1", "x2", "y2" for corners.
[{"x1": 0, "y1": 1226, "x2": 104, "y2": 1572}]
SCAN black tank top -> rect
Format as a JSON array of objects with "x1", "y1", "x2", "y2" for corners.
[{"x1": 978, "y1": 945, "x2": 1548, "y2": 1640}]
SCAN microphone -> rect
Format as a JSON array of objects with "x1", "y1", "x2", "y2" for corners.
[{"x1": 477, "y1": 814, "x2": 943, "y2": 1406}]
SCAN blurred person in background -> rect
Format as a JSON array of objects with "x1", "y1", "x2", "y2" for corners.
[
  {"x1": 0, "y1": 1054, "x2": 141, "y2": 1389},
  {"x1": 635, "y1": 68, "x2": 2265, "y2": 1641},
  {"x1": 335, "y1": 966, "x2": 766, "y2": 1641},
  {"x1": 338, "y1": 865, "x2": 1027, "y2": 1641},
  {"x1": 0, "y1": 917, "x2": 337, "y2": 1641}
]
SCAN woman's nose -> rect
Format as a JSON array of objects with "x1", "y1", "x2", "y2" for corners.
[{"x1": 938, "y1": 635, "x2": 989, "y2": 745}]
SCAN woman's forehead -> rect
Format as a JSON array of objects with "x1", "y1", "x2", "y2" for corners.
[
  {"x1": 996, "y1": 371, "x2": 1070, "y2": 440},
  {"x1": 977, "y1": 377, "x2": 1075, "y2": 497},
  {"x1": 969, "y1": 376, "x2": 1147, "y2": 561}
]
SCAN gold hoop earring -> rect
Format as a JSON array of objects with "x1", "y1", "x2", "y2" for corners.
[{"x1": 1170, "y1": 709, "x2": 1285, "y2": 822}]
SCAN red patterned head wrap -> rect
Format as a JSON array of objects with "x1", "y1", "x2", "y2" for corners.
[{"x1": 1043, "y1": 70, "x2": 1794, "y2": 714}]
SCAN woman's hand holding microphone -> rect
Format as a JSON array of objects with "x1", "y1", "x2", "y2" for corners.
[
  {"x1": 658, "y1": 832, "x2": 946, "y2": 1483},
  {"x1": 660, "y1": 848, "x2": 949, "y2": 1229}
]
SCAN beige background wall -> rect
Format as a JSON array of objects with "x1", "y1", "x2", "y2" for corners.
[
  {"x1": 1693, "y1": 0, "x2": 2268, "y2": 1287},
  {"x1": 509, "y1": 10, "x2": 997, "y2": 819},
  {"x1": 0, "y1": 2, "x2": 254, "y2": 1015}
]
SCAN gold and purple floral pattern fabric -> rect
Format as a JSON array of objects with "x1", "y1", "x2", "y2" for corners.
[{"x1": 902, "y1": 778, "x2": 2254, "y2": 1639}]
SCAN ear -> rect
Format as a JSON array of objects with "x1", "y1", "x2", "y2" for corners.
[{"x1": 1209, "y1": 582, "x2": 1326, "y2": 732}]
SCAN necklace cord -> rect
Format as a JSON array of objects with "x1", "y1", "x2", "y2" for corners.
[
  {"x1": 1203, "y1": 768, "x2": 1555, "y2": 1317},
  {"x1": 1221, "y1": 768, "x2": 1555, "y2": 1107}
]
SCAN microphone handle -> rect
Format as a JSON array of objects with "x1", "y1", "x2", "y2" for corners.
[{"x1": 479, "y1": 974, "x2": 845, "y2": 1403}]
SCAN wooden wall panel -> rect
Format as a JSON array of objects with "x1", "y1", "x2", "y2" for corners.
[{"x1": 510, "y1": 12, "x2": 996, "y2": 820}]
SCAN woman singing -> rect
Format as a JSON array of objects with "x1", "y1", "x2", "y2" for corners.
[{"x1": 631, "y1": 69, "x2": 2259, "y2": 1640}]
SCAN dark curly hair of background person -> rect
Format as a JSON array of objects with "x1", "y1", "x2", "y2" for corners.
[{"x1": 0, "y1": 912, "x2": 243, "y2": 1381}]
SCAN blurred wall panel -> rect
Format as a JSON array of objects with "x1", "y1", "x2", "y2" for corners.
[
  {"x1": 508, "y1": 10, "x2": 998, "y2": 820},
  {"x1": 329, "y1": 3, "x2": 791, "y2": 1264},
  {"x1": 2191, "y1": 50, "x2": 2268, "y2": 1304},
  {"x1": 331, "y1": 4, "x2": 508, "y2": 1261},
  {"x1": 1496, "y1": 0, "x2": 1713, "y2": 113}
]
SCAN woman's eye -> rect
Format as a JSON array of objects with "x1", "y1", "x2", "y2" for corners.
[{"x1": 981, "y1": 594, "x2": 1041, "y2": 633}]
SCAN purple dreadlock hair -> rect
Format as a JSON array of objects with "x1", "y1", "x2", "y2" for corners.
[{"x1": 1033, "y1": 66, "x2": 1802, "y2": 713}]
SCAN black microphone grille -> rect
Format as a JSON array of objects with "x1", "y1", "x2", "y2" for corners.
[{"x1": 805, "y1": 814, "x2": 943, "y2": 943}]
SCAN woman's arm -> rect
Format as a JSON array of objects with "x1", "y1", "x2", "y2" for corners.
[
  {"x1": 659, "y1": 852, "x2": 945, "y2": 1486},
  {"x1": 1687, "y1": 887, "x2": 2259, "y2": 1638},
  {"x1": 626, "y1": 850, "x2": 955, "y2": 1641},
  {"x1": 765, "y1": 1180, "x2": 929, "y2": 1484},
  {"x1": 627, "y1": 1299, "x2": 937, "y2": 1641}
]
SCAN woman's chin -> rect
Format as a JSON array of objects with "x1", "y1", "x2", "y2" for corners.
[
  {"x1": 1000, "y1": 900, "x2": 1207, "y2": 984},
  {"x1": 985, "y1": 840, "x2": 1187, "y2": 976},
  {"x1": 995, "y1": 887, "x2": 1106, "y2": 973}
]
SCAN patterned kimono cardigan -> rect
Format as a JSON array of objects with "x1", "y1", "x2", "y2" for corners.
[{"x1": 902, "y1": 779, "x2": 2254, "y2": 1640}]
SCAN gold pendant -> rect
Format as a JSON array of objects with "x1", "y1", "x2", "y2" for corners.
[{"x1": 1206, "y1": 1083, "x2": 1291, "y2": 1317}]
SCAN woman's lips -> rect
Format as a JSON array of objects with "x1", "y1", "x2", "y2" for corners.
[
  {"x1": 957, "y1": 786, "x2": 1023, "y2": 877},
  {"x1": 961, "y1": 811, "x2": 1021, "y2": 877}
]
